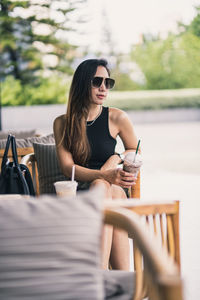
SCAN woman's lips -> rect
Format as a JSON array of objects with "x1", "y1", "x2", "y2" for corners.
[{"x1": 96, "y1": 94, "x2": 105, "y2": 99}]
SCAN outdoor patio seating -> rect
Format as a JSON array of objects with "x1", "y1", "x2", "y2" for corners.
[
  {"x1": 20, "y1": 148, "x2": 140, "y2": 198},
  {"x1": 105, "y1": 206, "x2": 183, "y2": 300},
  {"x1": 105, "y1": 199, "x2": 181, "y2": 299},
  {"x1": 0, "y1": 146, "x2": 34, "y2": 167},
  {"x1": 20, "y1": 148, "x2": 182, "y2": 299},
  {"x1": 0, "y1": 189, "x2": 183, "y2": 300},
  {"x1": 0, "y1": 133, "x2": 54, "y2": 166},
  {"x1": 0, "y1": 134, "x2": 55, "y2": 194},
  {"x1": 0, "y1": 137, "x2": 183, "y2": 299}
]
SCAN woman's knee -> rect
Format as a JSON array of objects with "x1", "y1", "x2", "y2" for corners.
[
  {"x1": 111, "y1": 185, "x2": 127, "y2": 199},
  {"x1": 90, "y1": 179, "x2": 112, "y2": 199},
  {"x1": 90, "y1": 179, "x2": 110, "y2": 189}
]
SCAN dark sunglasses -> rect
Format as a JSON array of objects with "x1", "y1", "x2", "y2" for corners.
[{"x1": 91, "y1": 76, "x2": 115, "y2": 89}]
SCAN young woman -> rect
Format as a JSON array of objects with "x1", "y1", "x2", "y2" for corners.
[{"x1": 53, "y1": 58, "x2": 139, "y2": 270}]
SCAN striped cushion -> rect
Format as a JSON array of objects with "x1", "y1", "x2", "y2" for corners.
[
  {"x1": 0, "y1": 129, "x2": 37, "y2": 139},
  {"x1": 0, "y1": 187, "x2": 104, "y2": 299},
  {"x1": 33, "y1": 142, "x2": 65, "y2": 194},
  {"x1": 0, "y1": 134, "x2": 55, "y2": 149}
]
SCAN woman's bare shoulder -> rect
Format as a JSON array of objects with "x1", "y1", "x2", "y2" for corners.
[
  {"x1": 109, "y1": 107, "x2": 128, "y2": 123},
  {"x1": 54, "y1": 114, "x2": 66, "y2": 128},
  {"x1": 53, "y1": 114, "x2": 66, "y2": 137},
  {"x1": 54, "y1": 114, "x2": 66, "y2": 123}
]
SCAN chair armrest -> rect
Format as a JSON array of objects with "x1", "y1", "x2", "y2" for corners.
[
  {"x1": 21, "y1": 153, "x2": 35, "y2": 165},
  {"x1": 21, "y1": 153, "x2": 39, "y2": 195},
  {"x1": 104, "y1": 207, "x2": 183, "y2": 300}
]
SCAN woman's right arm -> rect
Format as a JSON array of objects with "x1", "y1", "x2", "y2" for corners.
[{"x1": 53, "y1": 116, "x2": 135, "y2": 188}]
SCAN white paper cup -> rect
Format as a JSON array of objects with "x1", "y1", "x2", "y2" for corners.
[{"x1": 54, "y1": 181, "x2": 78, "y2": 197}]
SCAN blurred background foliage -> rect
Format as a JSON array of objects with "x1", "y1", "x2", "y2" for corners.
[
  {"x1": 0, "y1": 0, "x2": 83, "y2": 84},
  {"x1": 131, "y1": 32, "x2": 200, "y2": 90},
  {"x1": 0, "y1": 1, "x2": 200, "y2": 108},
  {"x1": 2, "y1": 75, "x2": 70, "y2": 106}
]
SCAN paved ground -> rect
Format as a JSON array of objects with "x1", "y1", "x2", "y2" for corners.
[
  {"x1": 134, "y1": 122, "x2": 200, "y2": 300},
  {"x1": 115, "y1": 120, "x2": 200, "y2": 300},
  {"x1": 2, "y1": 105, "x2": 200, "y2": 299}
]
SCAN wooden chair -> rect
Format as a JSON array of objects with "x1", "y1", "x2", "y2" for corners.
[
  {"x1": 21, "y1": 153, "x2": 141, "y2": 198},
  {"x1": 0, "y1": 147, "x2": 34, "y2": 166},
  {"x1": 21, "y1": 152, "x2": 182, "y2": 299},
  {"x1": 130, "y1": 201, "x2": 180, "y2": 269},
  {"x1": 130, "y1": 171, "x2": 140, "y2": 198},
  {"x1": 105, "y1": 199, "x2": 181, "y2": 299},
  {"x1": 105, "y1": 206, "x2": 184, "y2": 300}
]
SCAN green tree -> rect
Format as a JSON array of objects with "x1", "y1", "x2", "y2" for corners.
[
  {"x1": 188, "y1": 6, "x2": 200, "y2": 37},
  {"x1": 0, "y1": 0, "x2": 41, "y2": 83},
  {"x1": 131, "y1": 32, "x2": 200, "y2": 89},
  {"x1": 0, "y1": 0, "x2": 86, "y2": 84}
]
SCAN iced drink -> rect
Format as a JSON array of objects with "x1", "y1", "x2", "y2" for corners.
[
  {"x1": 123, "y1": 152, "x2": 142, "y2": 177},
  {"x1": 54, "y1": 181, "x2": 78, "y2": 197}
]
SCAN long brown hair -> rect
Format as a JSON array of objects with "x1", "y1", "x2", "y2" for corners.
[{"x1": 63, "y1": 59, "x2": 110, "y2": 166}]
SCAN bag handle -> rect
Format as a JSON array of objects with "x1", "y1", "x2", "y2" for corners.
[
  {"x1": 1, "y1": 134, "x2": 13, "y2": 171},
  {"x1": 1, "y1": 135, "x2": 19, "y2": 172},
  {"x1": 11, "y1": 136, "x2": 30, "y2": 195},
  {"x1": 10, "y1": 135, "x2": 19, "y2": 166},
  {"x1": 11, "y1": 136, "x2": 32, "y2": 195}
]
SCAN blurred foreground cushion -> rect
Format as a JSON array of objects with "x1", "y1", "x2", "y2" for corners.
[
  {"x1": 0, "y1": 186, "x2": 104, "y2": 300},
  {"x1": 33, "y1": 142, "x2": 65, "y2": 194},
  {"x1": 103, "y1": 270, "x2": 135, "y2": 300}
]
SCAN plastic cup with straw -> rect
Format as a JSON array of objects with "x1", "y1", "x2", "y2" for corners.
[
  {"x1": 123, "y1": 139, "x2": 141, "y2": 198},
  {"x1": 123, "y1": 139, "x2": 142, "y2": 174},
  {"x1": 54, "y1": 165, "x2": 77, "y2": 196},
  {"x1": 68, "y1": 164, "x2": 77, "y2": 195},
  {"x1": 133, "y1": 139, "x2": 141, "y2": 163},
  {"x1": 71, "y1": 164, "x2": 75, "y2": 182}
]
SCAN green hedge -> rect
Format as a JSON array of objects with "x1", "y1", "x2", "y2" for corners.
[
  {"x1": 1, "y1": 76, "x2": 200, "y2": 110},
  {"x1": 106, "y1": 89, "x2": 200, "y2": 110}
]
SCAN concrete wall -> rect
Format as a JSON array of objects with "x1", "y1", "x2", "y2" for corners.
[{"x1": 2, "y1": 104, "x2": 200, "y2": 132}]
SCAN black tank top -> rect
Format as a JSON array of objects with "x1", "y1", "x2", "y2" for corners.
[{"x1": 86, "y1": 106, "x2": 116, "y2": 169}]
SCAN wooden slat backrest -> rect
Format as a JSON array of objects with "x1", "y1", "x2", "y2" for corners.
[
  {"x1": 105, "y1": 200, "x2": 181, "y2": 299},
  {"x1": 0, "y1": 147, "x2": 34, "y2": 166},
  {"x1": 104, "y1": 207, "x2": 183, "y2": 300},
  {"x1": 128, "y1": 201, "x2": 180, "y2": 269},
  {"x1": 133, "y1": 201, "x2": 180, "y2": 299}
]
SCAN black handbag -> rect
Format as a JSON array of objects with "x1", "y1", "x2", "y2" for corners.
[{"x1": 0, "y1": 134, "x2": 35, "y2": 195}]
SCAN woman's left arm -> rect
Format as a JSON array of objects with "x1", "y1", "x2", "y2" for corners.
[{"x1": 101, "y1": 108, "x2": 139, "y2": 171}]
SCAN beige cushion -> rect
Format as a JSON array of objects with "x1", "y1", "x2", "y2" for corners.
[
  {"x1": 33, "y1": 142, "x2": 65, "y2": 194},
  {"x1": 0, "y1": 129, "x2": 38, "y2": 140},
  {"x1": 0, "y1": 186, "x2": 104, "y2": 299},
  {"x1": 0, "y1": 134, "x2": 55, "y2": 149}
]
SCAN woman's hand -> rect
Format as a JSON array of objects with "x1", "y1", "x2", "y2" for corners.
[{"x1": 101, "y1": 168, "x2": 136, "y2": 188}]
